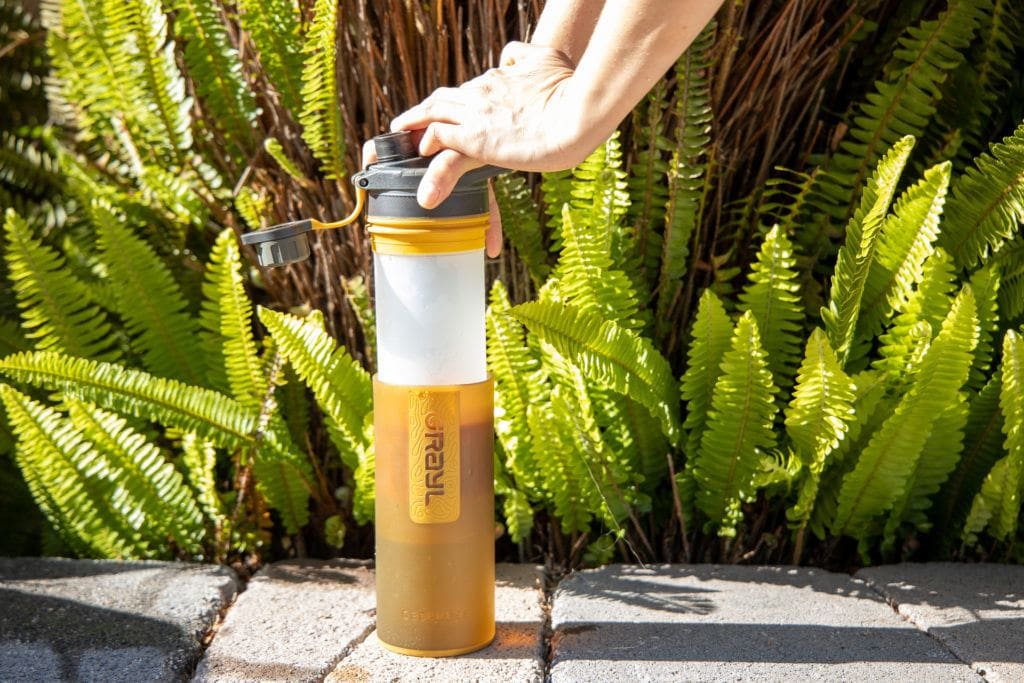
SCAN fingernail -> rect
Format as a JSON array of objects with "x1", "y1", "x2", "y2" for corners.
[{"x1": 419, "y1": 182, "x2": 439, "y2": 208}]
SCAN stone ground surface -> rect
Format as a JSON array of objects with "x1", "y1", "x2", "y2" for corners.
[{"x1": 1, "y1": 559, "x2": 1020, "y2": 682}]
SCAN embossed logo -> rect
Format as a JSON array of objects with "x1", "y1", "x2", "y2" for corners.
[{"x1": 408, "y1": 389, "x2": 460, "y2": 523}]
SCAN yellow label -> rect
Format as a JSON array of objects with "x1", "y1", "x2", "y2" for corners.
[{"x1": 408, "y1": 389, "x2": 460, "y2": 523}]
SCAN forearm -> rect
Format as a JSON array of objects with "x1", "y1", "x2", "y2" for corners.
[
  {"x1": 568, "y1": 0, "x2": 724, "y2": 153},
  {"x1": 530, "y1": 0, "x2": 605, "y2": 66}
]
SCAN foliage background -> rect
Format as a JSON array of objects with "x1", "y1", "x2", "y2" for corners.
[{"x1": 0, "y1": 0, "x2": 1022, "y2": 573}]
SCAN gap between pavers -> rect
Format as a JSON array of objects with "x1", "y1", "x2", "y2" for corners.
[
  {"x1": 858, "y1": 563, "x2": 1024, "y2": 683},
  {"x1": 193, "y1": 559, "x2": 375, "y2": 682},
  {"x1": 0, "y1": 557, "x2": 238, "y2": 682},
  {"x1": 548, "y1": 564, "x2": 981, "y2": 682},
  {"x1": 325, "y1": 563, "x2": 546, "y2": 683}
]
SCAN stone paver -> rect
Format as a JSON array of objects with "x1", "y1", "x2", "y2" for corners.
[
  {"x1": 858, "y1": 563, "x2": 1024, "y2": 682},
  {"x1": 193, "y1": 559, "x2": 375, "y2": 682},
  {"x1": 0, "y1": 557, "x2": 238, "y2": 682},
  {"x1": 326, "y1": 564, "x2": 545, "y2": 683},
  {"x1": 549, "y1": 564, "x2": 979, "y2": 682}
]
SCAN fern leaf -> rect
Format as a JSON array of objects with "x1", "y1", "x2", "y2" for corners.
[
  {"x1": 875, "y1": 248, "x2": 958, "y2": 384},
  {"x1": 299, "y1": 0, "x2": 345, "y2": 180},
  {"x1": 66, "y1": 399, "x2": 204, "y2": 554},
  {"x1": 834, "y1": 286, "x2": 978, "y2": 539},
  {"x1": 528, "y1": 400, "x2": 591, "y2": 534},
  {"x1": 172, "y1": 0, "x2": 257, "y2": 157},
  {"x1": 692, "y1": 311, "x2": 777, "y2": 535},
  {"x1": 995, "y1": 237, "x2": 1024, "y2": 323},
  {"x1": 511, "y1": 300, "x2": 680, "y2": 444},
  {"x1": 939, "y1": 121, "x2": 1024, "y2": 269},
  {"x1": 967, "y1": 263, "x2": 1001, "y2": 389},
  {"x1": 487, "y1": 281, "x2": 545, "y2": 491},
  {"x1": 975, "y1": 329, "x2": 1024, "y2": 541},
  {"x1": 680, "y1": 290, "x2": 733, "y2": 459},
  {"x1": 200, "y1": 229, "x2": 265, "y2": 407},
  {"x1": 4, "y1": 209, "x2": 118, "y2": 360},
  {"x1": 104, "y1": 0, "x2": 193, "y2": 160},
  {"x1": 823, "y1": 0, "x2": 983, "y2": 218},
  {"x1": 501, "y1": 486, "x2": 534, "y2": 544},
  {"x1": 236, "y1": 0, "x2": 303, "y2": 115},
  {"x1": 258, "y1": 307, "x2": 371, "y2": 455},
  {"x1": 180, "y1": 433, "x2": 226, "y2": 531},
  {"x1": 857, "y1": 161, "x2": 950, "y2": 338},
  {"x1": 785, "y1": 328, "x2": 856, "y2": 474},
  {"x1": 626, "y1": 79, "x2": 670, "y2": 291},
  {"x1": 552, "y1": 205, "x2": 641, "y2": 328},
  {"x1": 494, "y1": 174, "x2": 549, "y2": 285},
  {"x1": 823, "y1": 136, "x2": 915, "y2": 364},
  {"x1": 540, "y1": 168, "x2": 573, "y2": 249},
  {"x1": 655, "y1": 24, "x2": 714, "y2": 339},
  {"x1": 0, "y1": 384, "x2": 140, "y2": 557},
  {"x1": 342, "y1": 275, "x2": 376, "y2": 366},
  {"x1": 93, "y1": 203, "x2": 206, "y2": 385},
  {"x1": 739, "y1": 225, "x2": 803, "y2": 388}
]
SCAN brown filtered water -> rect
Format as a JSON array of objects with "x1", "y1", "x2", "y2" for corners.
[{"x1": 373, "y1": 378, "x2": 495, "y2": 655}]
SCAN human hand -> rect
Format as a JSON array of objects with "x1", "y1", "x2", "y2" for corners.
[
  {"x1": 389, "y1": 42, "x2": 591, "y2": 210},
  {"x1": 360, "y1": 136, "x2": 504, "y2": 257}
]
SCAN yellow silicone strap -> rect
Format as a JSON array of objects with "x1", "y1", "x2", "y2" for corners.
[{"x1": 310, "y1": 188, "x2": 366, "y2": 231}]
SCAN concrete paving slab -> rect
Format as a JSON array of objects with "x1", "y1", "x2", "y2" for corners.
[
  {"x1": 193, "y1": 559, "x2": 374, "y2": 682},
  {"x1": 858, "y1": 563, "x2": 1024, "y2": 682},
  {"x1": 326, "y1": 564, "x2": 545, "y2": 683},
  {"x1": 0, "y1": 557, "x2": 238, "y2": 682},
  {"x1": 549, "y1": 564, "x2": 979, "y2": 682}
]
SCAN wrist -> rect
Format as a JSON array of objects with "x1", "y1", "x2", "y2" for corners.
[{"x1": 557, "y1": 74, "x2": 620, "y2": 163}]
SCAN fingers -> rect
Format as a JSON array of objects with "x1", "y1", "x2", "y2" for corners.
[
  {"x1": 391, "y1": 88, "x2": 468, "y2": 132},
  {"x1": 418, "y1": 121, "x2": 475, "y2": 157},
  {"x1": 418, "y1": 149, "x2": 480, "y2": 209},
  {"x1": 486, "y1": 180, "x2": 503, "y2": 258}
]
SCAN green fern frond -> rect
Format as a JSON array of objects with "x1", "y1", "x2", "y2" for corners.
[
  {"x1": 257, "y1": 307, "x2": 372, "y2": 458},
  {"x1": 200, "y1": 229, "x2": 265, "y2": 407},
  {"x1": 494, "y1": 173, "x2": 549, "y2": 286},
  {"x1": 626, "y1": 79, "x2": 670, "y2": 291},
  {"x1": 540, "y1": 168, "x2": 573, "y2": 249},
  {"x1": 963, "y1": 329, "x2": 1023, "y2": 543},
  {"x1": 1, "y1": 384, "x2": 140, "y2": 557},
  {"x1": 834, "y1": 286, "x2": 978, "y2": 539},
  {"x1": 1, "y1": 351, "x2": 260, "y2": 452},
  {"x1": 341, "y1": 275, "x2": 375, "y2": 365},
  {"x1": 738, "y1": 225, "x2": 803, "y2": 388},
  {"x1": 236, "y1": 0, "x2": 303, "y2": 115},
  {"x1": 4, "y1": 209, "x2": 118, "y2": 360},
  {"x1": 173, "y1": 0, "x2": 257, "y2": 157},
  {"x1": 823, "y1": 136, "x2": 915, "y2": 364},
  {"x1": 967, "y1": 263, "x2": 1001, "y2": 389},
  {"x1": 104, "y1": 0, "x2": 193, "y2": 160},
  {"x1": 528, "y1": 400, "x2": 591, "y2": 534},
  {"x1": 66, "y1": 399, "x2": 204, "y2": 554},
  {"x1": 92, "y1": 203, "x2": 206, "y2": 385},
  {"x1": 933, "y1": 373, "x2": 1004, "y2": 544},
  {"x1": 299, "y1": 0, "x2": 345, "y2": 180},
  {"x1": 883, "y1": 395, "x2": 968, "y2": 551},
  {"x1": 823, "y1": 0, "x2": 983, "y2": 218},
  {"x1": 785, "y1": 329, "x2": 856, "y2": 519},
  {"x1": 501, "y1": 486, "x2": 534, "y2": 544},
  {"x1": 857, "y1": 161, "x2": 950, "y2": 338},
  {"x1": 180, "y1": 432, "x2": 226, "y2": 532},
  {"x1": 692, "y1": 311, "x2": 777, "y2": 536},
  {"x1": 0, "y1": 132, "x2": 63, "y2": 200},
  {"x1": 487, "y1": 281, "x2": 545, "y2": 491},
  {"x1": 875, "y1": 248, "x2": 958, "y2": 384},
  {"x1": 598, "y1": 391, "x2": 668, "y2": 491},
  {"x1": 970, "y1": 329, "x2": 1024, "y2": 541},
  {"x1": 994, "y1": 236, "x2": 1024, "y2": 323},
  {"x1": 680, "y1": 290, "x2": 733, "y2": 459},
  {"x1": 264, "y1": 138, "x2": 306, "y2": 182},
  {"x1": 552, "y1": 205, "x2": 641, "y2": 328},
  {"x1": 655, "y1": 24, "x2": 714, "y2": 339},
  {"x1": 939, "y1": 121, "x2": 1024, "y2": 269},
  {"x1": 511, "y1": 299, "x2": 680, "y2": 445}
]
